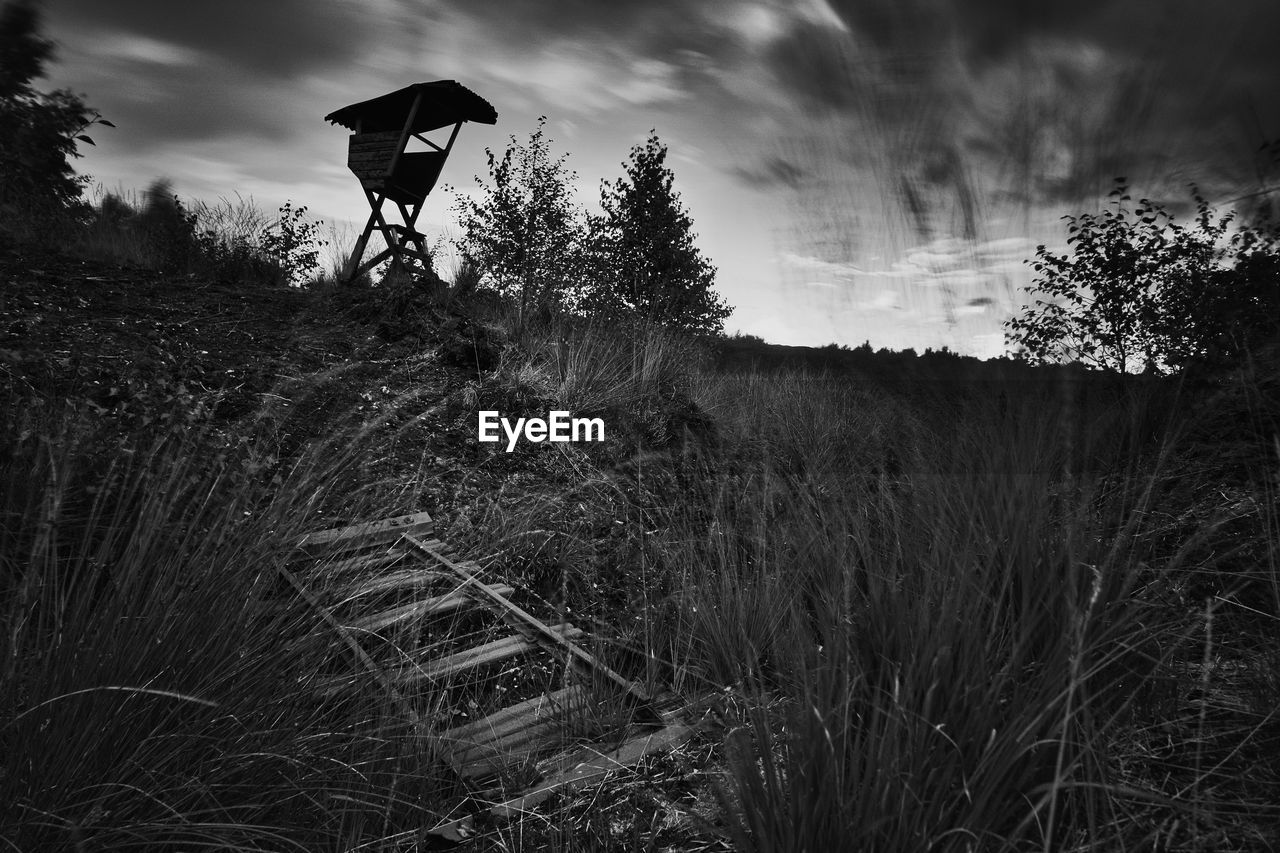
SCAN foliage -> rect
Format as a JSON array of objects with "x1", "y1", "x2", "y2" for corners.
[
  {"x1": 584, "y1": 132, "x2": 731, "y2": 336},
  {"x1": 453, "y1": 121, "x2": 733, "y2": 336},
  {"x1": 259, "y1": 200, "x2": 327, "y2": 286},
  {"x1": 75, "y1": 186, "x2": 323, "y2": 286},
  {"x1": 0, "y1": 0, "x2": 112, "y2": 238},
  {"x1": 0, "y1": 411, "x2": 453, "y2": 849},
  {"x1": 452, "y1": 116, "x2": 586, "y2": 321},
  {"x1": 1006, "y1": 178, "x2": 1280, "y2": 373},
  {"x1": 138, "y1": 179, "x2": 201, "y2": 273}
]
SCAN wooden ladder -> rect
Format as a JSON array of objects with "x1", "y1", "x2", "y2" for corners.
[{"x1": 281, "y1": 510, "x2": 712, "y2": 841}]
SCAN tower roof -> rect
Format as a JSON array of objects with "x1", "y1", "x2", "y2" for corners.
[{"x1": 325, "y1": 80, "x2": 497, "y2": 134}]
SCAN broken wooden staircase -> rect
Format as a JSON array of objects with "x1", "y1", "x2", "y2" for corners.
[{"x1": 280, "y1": 510, "x2": 712, "y2": 842}]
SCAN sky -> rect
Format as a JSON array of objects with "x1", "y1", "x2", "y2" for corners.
[{"x1": 36, "y1": 0, "x2": 1280, "y2": 357}]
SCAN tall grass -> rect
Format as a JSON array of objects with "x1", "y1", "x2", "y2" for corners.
[
  {"x1": 652, "y1": 371, "x2": 1270, "y2": 850},
  {"x1": 0, "y1": 406, "x2": 454, "y2": 849},
  {"x1": 456, "y1": 350, "x2": 1270, "y2": 848},
  {"x1": 6, "y1": 286, "x2": 1273, "y2": 847}
]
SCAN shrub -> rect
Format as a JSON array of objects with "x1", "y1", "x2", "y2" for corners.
[
  {"x1": 583, "y1": 132, "x2": 731, "y2": 336},
  {"x1": 0, "y1": 406, "x2": 454, "y2": 848},
  {"x1": 452, "y1": 116, "x2": 587, "y2": 322},
  {"x1": 1006, "y1": 177, "x2": 1280, "y2": 374},
  {"x1": 0, "y1": 0, "x2": 110, "y2": 241},
  {"x1": 259, "y1": 201, "x2": 327, "y2": 286}
]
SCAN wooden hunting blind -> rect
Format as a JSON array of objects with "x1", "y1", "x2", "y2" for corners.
[{"x1": 325, "y1": 80, "x2": 497, "y2": 283}]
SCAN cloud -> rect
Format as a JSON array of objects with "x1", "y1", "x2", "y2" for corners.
[
  {"x1": 957, "y1": 296, "x2": 994, "y2": 315},
  {"x1": 53, "y1": 0, "x2": 378, "y2": 75},
  {"x1": 91, "y1": 33, "x2": 205, "y2": 67},
  {"x1": 730, "y1": 156, "x2": 806, "y2": 189},
  {"x1": 481, "y1": 47, "x2": 691, "y2": 114},
  {"x1": 861, "y1": 290, "x2": 900, "y2": 311},
  {"x1": 760, "y1": 0, "x2": 1280, "y2": 243},
  {"x1": 785, "y1": 234, "x2": 1033, "y2": 296},
  {"x1": 780, "y1": 251, "x2": 864, "y2": 277}
]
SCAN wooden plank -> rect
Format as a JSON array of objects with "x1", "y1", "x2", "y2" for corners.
[
  {"x1": 298, "y1": 510, "x2": 435, "y2": 550},
  {"x1": 311, "y1": 549, "x2": 409, "y2": 578},
  {"x1": 350, "y1": 165, "x2": 391, "y2": 182},
  {"x1": 440, "y1": 685, "x2": 587, "y2": 745},
  {"x1": 396, "y1": 622, "x2": 582, "y2": 686},
  {"x1": 297, "y1": 511, "x2": 434, "y2": 555},
  {"x1": 334, "y1": 567, "x2": 450, "y2": 599},
  {"x1": 445, "y1": 687, "x2": 596, "y2": 780},
  {"x1": 349, "y1": 152, "x2": 399, "y2": 170},
  {"x1": 387, "y1": 89, "x2": 423, "y2": 177},
  {"x1": 275, "y1": 562, "x2": 422, "y2": 727},
  {"x1": 458, "y1": 728, "x2": 571, "y2": 780},
  {"x1": 350, "y1": 130, "x2": 404, "y2": 145},
  {"x1": 490, "y1": 723, "x2": 697, "y2": 819},
  {"x1": 402, "y1": 535, "x2": 658, "y2": 717},
  {"x1": 456, "y1": 704, "x2": 603, "y2": 780},
  {"x1": 314, "y1": 624, "x2": 574, "y2": 697},
  {"x1": 349, "y1": 144, "x2": 400, "y2": 160},
  {"x1": 345, "y1": 585, "x2": 513, "y2": 633}
]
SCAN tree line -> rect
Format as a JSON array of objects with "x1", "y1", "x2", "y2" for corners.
[
  {"x1": 1006, "y1": 173, "x2": 1280, "y2": 375},
  {"x1": 451, "y1": 117, "x2": 731, "y2": 336}
]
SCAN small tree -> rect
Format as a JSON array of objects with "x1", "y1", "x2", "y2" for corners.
[
  {"x1": 0, "y1": 0, "x2": 111, "y2": 234},
  {"x1": 585, "y1": 132, "x2": 730, "y2": 335},
  {"x1": 453, "y1": 116, "x2": 585, "y2": 322},
  {"x1": 259, "y1": 201, "x2": 327, "y2": 286},
  {"x1": 1005, "y1": 179, "x2": 1280, "y2": 373}
]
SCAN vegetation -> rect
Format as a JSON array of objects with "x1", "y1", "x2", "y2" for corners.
[
  {"x1": 8, "y1": 235, "x2": 1277, "y2": 847},
  {"x1": 452, "y1": 116, "x2": 586, "y2": 323},
  {"x1": 1006, "y1": 177, "x2": 1280, "y2": 374},
  {"x1": 3, "y1": 9, "x2": 1279, "y2": 849},
  {"x1": 0, "y1": 0, "x2": 112, "y2": 239},
  {"x1": 70, "y1": 181, "x2": 329, "y2": 286},
  {"x1": 454, "y1": 119, "x2": 731, "y2": 335},
  {"x1": 584, "y1": 132, "x2": 730, "y2": 335}
]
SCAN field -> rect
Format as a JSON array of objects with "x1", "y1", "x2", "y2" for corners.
[{"x1": 2, "y1": 238, "x2": 1279, "y2": 852}]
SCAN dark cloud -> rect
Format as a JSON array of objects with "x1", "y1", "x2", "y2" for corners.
[
  {"x1": 764, "y1": 0, "x2": 1280, "y2": 251},
  {"x1": 427, "y1": 0, "x2": 729, "y2": 60},
  {"x1": 967, "y1": 297, "x2": 995, "y2": 308},
  {"x1": 52, "y1": 0, "x2": 376, "y2": 75},
  {"x1": 730, "y1": 156, "x2": 806, "y2": 189},
  {"x1": 823, "y1": 0, "x2": 1112, "y2": 64},
  {"x1": 763, "y1": 20, "x2": 864, "y2": 112}
]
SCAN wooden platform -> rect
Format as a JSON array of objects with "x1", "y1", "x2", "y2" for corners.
[{"x1": 281, "y1": 510, "x2": 713, "y2": 841}]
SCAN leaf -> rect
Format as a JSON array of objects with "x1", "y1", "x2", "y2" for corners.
[
  {"x1": 76, "y1": 134, "x2": 95, "y2": 145},
  {"x1": 98, "y1": 119, "x2": 116, "y2": 128}
]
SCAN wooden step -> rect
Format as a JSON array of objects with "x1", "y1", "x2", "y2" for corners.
[
  {"x1": 333, "y1": 567, "x2": 452, "y2": 600},
  {"x1": 296, "y1": 511, "x2": 435, "y2": 556},
  {"x1": 310, "y1": 548, "x2": 410, "y2": 577},
  {"x1": 490, "y1": 722, "x2": 699, "y2": 819},
  {"x1": 344, "y1": 585, "x2": 512, "y2": 633},
  {"x1": 396, "y1": 622, "x2": 583, "y2": 686},
  {"x1": 313, "y1": 623, "x2": 583, "y2": 698},
  {"x1": 441, "y1": 685, "x2": 588, "y2": 745},
  {"x1": 439, "y1": 686, "x2": 595, "y2": 779}
]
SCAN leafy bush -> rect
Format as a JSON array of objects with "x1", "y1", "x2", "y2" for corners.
[
  {"x1": 0, "y1": 0, "x2": 112, "y2": 241},
  {"x1": 259, "y1": 201, "x2": 327, "y2": 286},
  {"x1": 452, "y1": 116, "x2": 587, "y2": 321},
  {"x1": 75, "y1": 187, "x2": 325, "y2": 286},
  {"x1": 137, "y1": 179, "x2": 201, "y2": 273},
  {"x1": 1006, "y1": 177, "x2": 1280, "y2": 374}
]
